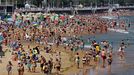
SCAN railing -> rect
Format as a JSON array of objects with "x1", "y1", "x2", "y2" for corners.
[{"x1": 15, "y1": 5, "x2": 134, "y2": 12}]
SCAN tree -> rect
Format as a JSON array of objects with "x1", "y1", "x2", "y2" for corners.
[
  {"x1": 32, "y1": 0, "x2": 43, "y2": 7},
  {"x1": 3, "y1": 0, "x2": 134, "y2": 7}
]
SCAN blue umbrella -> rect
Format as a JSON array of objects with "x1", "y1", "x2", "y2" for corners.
[
  {"x1": 33, "y1": 23, "x2": 39, "y2": 26},
  {"x1": 32, "y1": 22, "x2": 38, "y2": 24},
  {"x1": 32, "y1": 22, "x2": 39, "y2": 26},
  {"x1": 7, "y1": 18, "x2": 13, "y2": 22},
  {"x1": 0, "y1": 35, "x2": 4, "y2": 43},
  {"x1": 15, "y1": 21, "x2": 21, "y2": 26},
  {"x1": 1, "y1": 25, "x2": 8, "y2": 30}
]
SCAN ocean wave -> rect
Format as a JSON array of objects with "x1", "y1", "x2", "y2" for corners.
[{"x1": 108, "y1": 28, "x2": 129, "y2": 34}]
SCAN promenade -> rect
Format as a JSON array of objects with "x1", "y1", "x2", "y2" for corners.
[{"x1": 16, "y1": 6, "x2": 134, "y2": 13}]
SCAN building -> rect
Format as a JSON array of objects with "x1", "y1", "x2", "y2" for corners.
[{"x1": 0, "y1": 0, "x2": 14, "y2": 14}]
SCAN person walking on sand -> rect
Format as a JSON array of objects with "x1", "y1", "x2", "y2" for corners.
[
  {"x1": 20, "y1": 64, "x2": 24, "y2": 75},
  {"x1": 75, "y1": 53, "x2": 80, "y2": 69},
  {"x1": 54, "y1": 59, "x2": 61, "y2": 75},
  {"x1": 26, "y1": 56, "x2": 32, "y2": 72},
  {"x1": 31, "y1": 60, "x2": 37, "y2": 72},
  {"x1": 6, "y1": 61, "x2": 13, "y2": 75},
  {"x1": 48, "y1": 60, "x2": 53, "y2": 74},
  {"x1": 43, "y1": 63, "x2": 49, "y2": 75},
  {"x1": 40, "y1": 55, "x2": 46, "y2": 72},
  {"x1": 17, "y1": 63, "x2": 21, "y2": 75},
  {"x1": 17, "y1": 63, "x2": 24, "y2": 75}
]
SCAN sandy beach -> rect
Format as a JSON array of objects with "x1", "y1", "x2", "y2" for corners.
[{"x1": 0, "y1": 10, "x2": 134, "y2": 75}]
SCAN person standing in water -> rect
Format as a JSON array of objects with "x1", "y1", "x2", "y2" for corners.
[
  {"x1": 107, "y1": 52, "x2": 113, "y2": 67},
  {"x1": 118, "y1": 40, "x2": 126, "y2": 60},
  {"x1": 128, "y1": 23, "x2": 131, "y2": 28},
  {"x1": 118, "y1": 45, "x2": 125, "y2": 60},
  {"x1": 101, "y1": 49, "x2": 106, "y2": 68},
  {"x1": 6, "y1": 61, "x2": 13, "y2": 75}
]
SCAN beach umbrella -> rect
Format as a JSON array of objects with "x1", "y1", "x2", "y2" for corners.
[
  {"x1": 15, "y1": 21, "x2": 20, "y2": 26},
  {"x1": 50, "y1": 15, "x2": 55, "y2": 21},
  {"x1": 32, "y1": 22, "x2": 38, "y2": 24},
  {"x1": 51, "y1": 14, "x2": 59, "y2": 21},
  {"x1": 6, "y1": 18, "x2": 14, "y2": 22},
  {"x1": 28, "y1": 13, "x2": 34, "y2": 15},
  {"x1": 32, "y1": 22, "x2": 39, "y2": 27},
  {"x1": 7, "y1": 21, "x2": 13, "y2": 25},
  {"x1": 37, "y1": 12, "x2": 42, "y2": 16},
  {"x1": 0, "y1": 20, "x2": 4, "y2": 23},
  {"x1": 1, "y1": 15, "x2": 5, "y2": 20},
  {"x1": 39, "y1": 14, "x2": 44, "y2": 21},
  {"x1": 3, "y1": 14, "x2": 11, "y2": 20},
  {"x1": 1, "y1": 25, "x2": 8, "y2": 30},
  {"x1": 69, "y1": 15, "x2": 74, "y2": 18},
  {"x1": 0, "y1": 33, "x2": 4, "y2": 43},
  {"x1": 16, "y1": 13, "x2": 21, "y2": 19},
  {"x1": 33, "y1": 24, "x2": 39, "y2": 27},
  {"x1": 26, "y1": 18, "x2": 31, "y2": 21},
  {"x1": 6, "y1": 14, "x2": 11, "y2": 18},
  {"x1": 60, "y1": 15, "x2": 65, "y2": 21}
]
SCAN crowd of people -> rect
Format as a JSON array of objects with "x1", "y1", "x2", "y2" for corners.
[
  {"x1": 0, "y1": 10, "x2": 129, "y2": 75},
  {"x1": 76, "y1": 40, "x2": 126, "y2": 68}
]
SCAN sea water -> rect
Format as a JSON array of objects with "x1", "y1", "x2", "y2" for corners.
[{"x1": 74, "y1": 16, "x2": 134, "y2": 75}]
